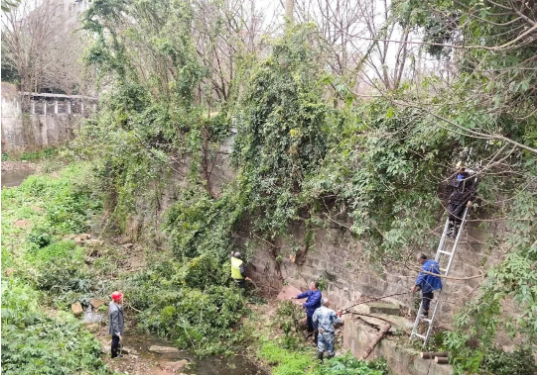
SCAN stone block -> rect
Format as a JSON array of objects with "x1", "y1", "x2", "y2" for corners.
[
  {"x1": 90, "y1": 298, "x2": 106, "y2": 310},
  {"x1": 71, "y1": 301, "x2": 83, "y2": 317},
  {"x1": 160, "y1": 360, "x2": 189, "y2": 372},
  {"x1": 368, "y1": 302, "x2": 400, "y2": 315},
  {"x1": 277, "y1": 285, "x2": 303, "y2": 301}
]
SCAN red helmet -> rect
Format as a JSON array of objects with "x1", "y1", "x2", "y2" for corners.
[{"x1": 111, "y1": 291, "x2": 123, "y2": 301}]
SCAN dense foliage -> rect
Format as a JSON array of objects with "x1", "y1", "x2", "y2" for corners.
[
  {"x1": 232, "y1": 25, "x2": 328, "y2": 239},
  {"x1": 1, "y1": 311, "x2": 111, "y2": 375},
  {"x1": 126, "y1": 255, "x2": 249, "y2": 355},
  {"x1": 390, "y1": 1, "x2": 537, "y2": 372}
]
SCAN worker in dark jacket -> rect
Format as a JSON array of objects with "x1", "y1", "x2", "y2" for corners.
[
  {"x1": 230, "y1": 251, "x2": 251, "y2": 289},
  {"x1": 447, "y1": 171, "x2": 476, "y2": 237},
  {"x1": 109, "y1": 291, "x2": 124, "y2": 358},
  {"x1": 410, "y1": 254, "x2": 442, "y2": 318},
  {"x1": 291, "y1": 281, "x2": 322, "y2": 344}
]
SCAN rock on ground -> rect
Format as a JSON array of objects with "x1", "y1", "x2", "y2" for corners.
[
  {"x1": 149, "y1": 345, "x2": 180, "y2": 354},
  {"x1": 90, "y1": 298, "x2": 106, "y2": 309},
  {"x1": 159, "y1": 360, "x2": 189, "y2": 372},
  {"x1": 14, "y1": 219, "x2": 31, "y2": 228},
  {"x1": 72, "y1": 301, "x2": 83, "y2": 317}
]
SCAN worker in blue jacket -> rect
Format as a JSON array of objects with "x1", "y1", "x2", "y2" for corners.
[
  {"x1": 291, "y1": 281, "x2": 322, "y2": 344},
  {"x1": 410, "y1": 253, "x2": 442, "y2": 318}
]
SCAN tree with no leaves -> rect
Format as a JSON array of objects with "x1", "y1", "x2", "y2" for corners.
[{"x1": 1, "y1": 0, "x2": 94, "y2": 95}]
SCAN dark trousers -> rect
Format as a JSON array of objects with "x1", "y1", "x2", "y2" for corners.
[
  {"x1": 421, "y1": 292, "x2": 434, "y2": 317},
  {"x1": 111, "y1": 334, "x2": 121, "y2": 358},
  {"x1": 448, "y1": 203, "x2": 465, "y2": 224},
  {"x1": 306, "y1": 315, "x2": 318, "y2": 344},
  {"x1": 233, "y1": 279, "x2": 246, "y2": 289}
]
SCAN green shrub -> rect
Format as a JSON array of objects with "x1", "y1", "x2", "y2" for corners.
[
  {"x1": 481, "y1": 347, "x2": 537, "y2": 375},
  {"x1": 127, "y1": 259, "x2": 248, "y2": 355},
  {"x1": 178, "y1": 254, "x2": 228, "y2": 289},
  {"x1": 36, "y1": 258, "x2": 92, "y2": 296},
  {"x1": 27, "y1": 240, "x2": 82, "y2": 264},
  {"x1": 259, "y1": 341, "x2": 317, "y2": 375},
  {"x1": 28, "y1": 228, "x2": 52, "y2": 248},
  {"x1": 1, "y1": 311, "x2": 112, "y2": 375},
  {"x1": 274, "y1": 301, "x2": 305, "y2": 349},
  {"x1": 314, "y1": 354, "x2": 391, "y2": 375}
]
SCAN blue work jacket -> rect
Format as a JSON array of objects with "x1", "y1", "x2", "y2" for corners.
[
  {"x1": 415, "y1": 259, "x2": 443, "y2": 293},
  {"x1": 297, "y1": 289, "x2": 322, "y2": 316}
]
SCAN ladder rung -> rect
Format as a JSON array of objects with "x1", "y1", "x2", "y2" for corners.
[
  {"x1": 422, "y1": 318, "x2": 432, "y2": 324},
  {"x1": 440, "y1": 268, "x2": 447, "y2": 272},
  {"x1": 414, "y1": 334, "x2": 426, "y2": 340},
  {"x1": 438, "y1": 250, "x2": 453, "y2": 256}
]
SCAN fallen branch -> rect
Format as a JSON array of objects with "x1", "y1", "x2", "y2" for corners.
[
  {"x1": 408, "y1": 266, "x2": 486, "y2": 280},
  {"x1": 362, "y1": 323, "x2": 391, "y2": 359},
  {"x1": 124, "y1": 302, "x2": 142, "y2": 313}
]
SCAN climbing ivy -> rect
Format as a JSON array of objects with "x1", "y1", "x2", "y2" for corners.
[{"x1": 233, "y1": 24, "x2": 328, "y2": 240}]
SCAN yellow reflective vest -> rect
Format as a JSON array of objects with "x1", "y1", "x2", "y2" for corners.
[{"x1": 231, "y1": 257, "x2": 244, "y2": 280}]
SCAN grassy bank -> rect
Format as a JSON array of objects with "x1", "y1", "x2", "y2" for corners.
[
  {"x1": 2, "y1": 146, "x2": 59, "y2": 163},
  {"x1": 1, "y1": 164, "x2": 115, "y2": 375}
]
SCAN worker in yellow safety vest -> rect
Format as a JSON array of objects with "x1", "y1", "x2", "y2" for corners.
[{"x1": 230, "y1": 251, "x2": 251, "y2": 288}]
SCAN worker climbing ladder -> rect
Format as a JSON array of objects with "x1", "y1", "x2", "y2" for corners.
[{"x1": 409, "y1": 206, "x2": 470, "y2": 347}]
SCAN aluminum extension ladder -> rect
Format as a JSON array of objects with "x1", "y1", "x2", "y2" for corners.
[{"x1": 409, "y1": 206, "x2": 470, "y2": 347}]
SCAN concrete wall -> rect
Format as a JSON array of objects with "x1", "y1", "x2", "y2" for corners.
[
  {"x1": 343, "y1": 316, "x2": 451, "y2": 375},
  {"x1": 1, "y1": 91, "x2": 94, "y2": 154}
]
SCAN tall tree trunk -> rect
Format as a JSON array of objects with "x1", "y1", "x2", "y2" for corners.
[{"x1": 285, "y1": 0, "x2": 294, "y2": 28}]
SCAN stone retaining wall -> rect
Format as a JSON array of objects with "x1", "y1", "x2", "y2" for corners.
[{"x1": 249, "y1": 217, "x2": 502, "y2": 330}]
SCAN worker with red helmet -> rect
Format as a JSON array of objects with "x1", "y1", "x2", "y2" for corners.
[{"x1": 109, "y1": 291, "x2": 124, "y2": 358}]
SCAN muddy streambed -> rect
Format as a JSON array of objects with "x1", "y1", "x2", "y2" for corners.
[
  {"x1": 1, "y1": 162, "x2": 36, "y2": 187},
  {"x1": 127, "y1": 335, "x2": 266, "y2": 375},
  {"x1": 85, "y1": 307, "x2": 267, "y2": 375}
]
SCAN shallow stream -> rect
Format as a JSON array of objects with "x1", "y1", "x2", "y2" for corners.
[
  {"x1": 85, "y1": 307, "x2": 267, "y2": 375},
  {"x1": 1, "y1": 168, "x2": 35, "y2": 187}
]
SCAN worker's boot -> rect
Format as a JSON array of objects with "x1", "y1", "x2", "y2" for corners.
[
  {"x1": 327, "y1": 353, "x2": 335, "y2": 360},
  {"x1": 317, "y1": 351, "x2": 324, "y2": 362}
]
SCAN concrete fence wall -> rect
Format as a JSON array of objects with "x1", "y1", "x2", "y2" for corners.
[{"x1": 1, "y1": 90, "x2": 97, "y2": 154}]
